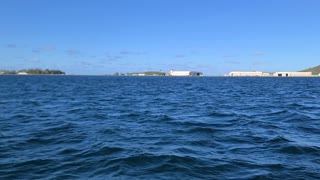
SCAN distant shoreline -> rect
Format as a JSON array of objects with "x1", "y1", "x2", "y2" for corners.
[{"x1": 1, "y1": 74, "x2": 319, "y2": 78}]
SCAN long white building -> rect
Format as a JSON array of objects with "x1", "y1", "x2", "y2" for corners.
[
  {"x1": 227, "y1": 71, "x2": 314, "y2": 77},
  {"x1": 168, "y1": 70, "x2": 203, "y2": 76},
  {"x1": 273, "y1": 72, "x2": 312, "y2": 77},
  {"x1": 228, "y1": 71, "x2": 270, "y2": 76}
]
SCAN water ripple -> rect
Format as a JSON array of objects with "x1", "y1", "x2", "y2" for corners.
[{"x1": 0, "y1": 76, "x2": 319, "y2": 179}]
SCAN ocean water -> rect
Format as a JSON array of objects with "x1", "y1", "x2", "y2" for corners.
[{"x1": 0, "y1": 75, "x2": 319, "y2": 179}]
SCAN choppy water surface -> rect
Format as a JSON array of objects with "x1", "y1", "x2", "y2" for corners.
[{"x1": 1, "y1": 76, "x2": 319, "y2": 179}]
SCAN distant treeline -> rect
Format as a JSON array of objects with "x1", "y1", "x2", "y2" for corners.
[{"x1": 0, "y1": 69, "x2": 65, "y2": 75}]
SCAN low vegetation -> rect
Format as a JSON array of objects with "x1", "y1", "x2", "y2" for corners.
[
  {"x1": 114, "y1": 71, "x2": 166, "y2": 76},
  {"x1": 144, "y1": 71, "x2": 166, "y2": 76},
  {"x1": 300, "y1": 65, "x2": 320, "y2": 75},
  {"x1": 0, "y1": 69, "x2": 65, "y2": 75}
]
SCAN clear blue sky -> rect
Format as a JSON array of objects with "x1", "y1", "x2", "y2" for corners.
[{"x1": 1, "y1": 0, "x2": 319, "y2": 75}]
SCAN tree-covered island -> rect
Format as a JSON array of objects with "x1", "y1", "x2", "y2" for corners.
[{"x1": 0, "y1": 69, "x2": 66, "y2": 75}]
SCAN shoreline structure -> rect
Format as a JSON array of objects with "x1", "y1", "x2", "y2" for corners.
[
  {"x1": 1, "y1": 66, "x2": 320, "y2": 77},
  {"x1": 226, "y1": 71, "x2": 320, "y2": 77}
]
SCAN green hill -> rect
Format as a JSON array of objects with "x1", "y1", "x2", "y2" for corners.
[{"x1": 300, "y1": 65, "x2": 320, "y2": 75}]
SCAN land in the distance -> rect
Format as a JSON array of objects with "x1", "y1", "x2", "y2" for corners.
[
  {"x1": 300, "y1": 65, "x2": 320, "y2": 75},
  {"x1": 0, "y1": 69, "x2": 65, "y2": 75},
  {"x1": 114, "y1": 71, "x2": 166, "y2": 76},
  {"x1": 1, "y1": 65, "x2": 319, "y2": 76}
]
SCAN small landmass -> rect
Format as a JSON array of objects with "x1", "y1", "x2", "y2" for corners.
[
  {"x1": 124, "y1": 71, "x2": 166, "y2": 76},
  {"x1": 0, "y1": 69, "x2": 66, "y2": 75},
  {"x1": 113, "y1": 70, "x2": 203, "y2": 76}
]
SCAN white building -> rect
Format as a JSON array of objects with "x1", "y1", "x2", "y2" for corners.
[
  {"x1": 17, "y1": 72, "x2": 28, "y2": 75},
  {"x1": 228, "y1": 71, "x2": 270, "y2": 76},
  {"x1": 273, "y1": 72, "x2": 312, "y2": 77},
  {"x1": 168, "y1": 70, "x2": 203, "y2": 76}
]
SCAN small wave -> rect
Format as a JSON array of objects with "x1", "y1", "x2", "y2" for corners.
[
  {"x1": 267, "y1": 109, "x2": 290, "y2": 115},
  {"x1": 0, "y1": 159, "x2": 56, "y2": 179},
  {"x1": 159, "y1": 114, "x2": 175, "y2": 121},
  {"x1": 267, "y1": 136, "x2": 292, "y2": 144},
  {"x1": 189, "y1": 139, "x2": 219, "y2": 148},
  {"x1": 103, "y1": 154, "x2": 200, "y2": 177},
  {"x1": 58, "y1": 148, "x2": 81, "y2": 155},
  {"x1": 172, "y1": 120, "x2": 225, "y2": 128},
  {"x1": 78, "y1": 146, "x2": 125, "y2": 159},
  {"x1": 279, "y1": 145, "x2": 320, "y2": 155},
  {"x1": 15, "y1": 159, "x2": 54, "y2": 168},
  {"x1": 67, "y1": 108, "x2": 84, "y2": 114},
  {"x1": 297, "y1": 125, "x2": 320, "y2": 135},
  {"x1": 10, "y1": 114, "x2": 34, "y2": 119},
  {"x1": 125, "y1": 113, "x2": 142, "y2": 118},
  {"x1": 26, "y1": 137, "x2": 57, "y2": 145},
  {"x1": 186, "y1": 127, "x2": 223, "y2": 134},
  {"x1": 172, "y1": 147, "x2": 197, "y2": 154},
  {"x1": 208, "y1": 111, "x2": 236, "y2": 117},
  {"x1": 48, "y1": 122, "x2": 75, "y2": 130},
  {"x1": 51, "y1": 174, "x2": 80, "y2": 179},
  {"x1": 24, "y1": 122, "x2": 81, "y2": 145}
]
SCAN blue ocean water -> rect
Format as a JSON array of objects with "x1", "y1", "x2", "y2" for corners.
[{"x1": 0, "y1": 75, "x2": 319, "y2": 179}]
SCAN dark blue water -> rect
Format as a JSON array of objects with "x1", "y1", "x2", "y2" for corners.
[{"x1": 1, "y1": 76, "x2": 319, "y2": 179}]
